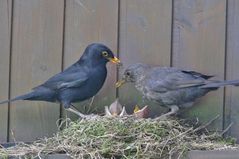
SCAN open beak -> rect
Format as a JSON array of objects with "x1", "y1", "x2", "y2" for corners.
[
  {"x1": 109, "y1": 57, "x2": 121, "y2": 64},
  {"x1": 134, "y1": 105, "x2": 140, "y2": 113},
  {"x1": 116, "y1": 79, "x2": 126, "y2": 88},
  {"x1": 112, "y1": 112, "x2": 118, "y2": 116}
]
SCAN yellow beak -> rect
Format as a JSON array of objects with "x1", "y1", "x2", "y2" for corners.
[
  {"x1": 134, "y1": 105, "x2": 140, "y2": 113},
  {"x1": 109, "y1": 57, "x2": 121, "y2": 64},
  {"x1": 112, "y1": 112, "x2": 118, "y2": 116},
  {"x1": 115, "y1": 79, "x2": 126, "y2": 88}
]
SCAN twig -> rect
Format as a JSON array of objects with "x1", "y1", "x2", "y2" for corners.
[
  {"x1": 10, "y1": 129, "x2": 17, "y2": 144},
  {"x1": 220, "y1": 122, "x2": 233, "y2": 136},
  {"x1": 89, "y1": 96, "x2": 95, "y2": 107},
  {"x1": 193, "y1": 114, "x2": 220, "y2": 132},
  {"x1": 1, "y1": 116, "x2": 237, "y2": 158}
]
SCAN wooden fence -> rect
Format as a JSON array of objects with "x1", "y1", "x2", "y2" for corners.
[{"x1": 0, "y1": 0, "x2": 239, "y2": 142}]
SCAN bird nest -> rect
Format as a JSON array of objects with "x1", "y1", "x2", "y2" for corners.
[{"x1": 0, "y1": 116, "x2": 238, "y2": 159}]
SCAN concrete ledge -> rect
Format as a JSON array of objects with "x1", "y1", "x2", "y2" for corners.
[
  {"x1": 1, "y1": 143, "x2": 239, "y2": 159},
  {"x1": 186, "y1": 150, "x2": 239, "y2": 159}
]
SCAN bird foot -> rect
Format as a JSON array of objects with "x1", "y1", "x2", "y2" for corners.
[
  {"x1": 79, "y1": 113, "x2": 99, "y2": 120},
  {"x1": 155, "y1": 105, "x2": 179, "y2": 120},
  {"x1": 66, "y1": 107, "x2": 98, "y2": 120}
]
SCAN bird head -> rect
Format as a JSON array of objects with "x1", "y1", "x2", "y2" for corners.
[
  {"x1": 133, "y1": 105, "x2": 149, "y2": 118},
  {"x1": 116, "y1": 63, "x2": 149, "y2": 88},
  {"x1": 105, "y1": 99, "x2": 128, "y2": 117},
  {"x1": 80, "y1": 43, "x2": 121, "y2": 66}
]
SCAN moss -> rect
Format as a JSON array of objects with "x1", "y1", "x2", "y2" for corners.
[{"x1": 0, "y1": 117, "x2": 238, "y2": 159}]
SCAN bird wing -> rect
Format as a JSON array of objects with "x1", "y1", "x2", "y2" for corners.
[
  {"x1": 149, "y1": 79, "x2": 206, "y2": 93},
  {"x1": 147, "y1": 68, "x2": 210, "y2": 93},
  {"x1": 176, "y1": 70, "x2": 214, "y2": 88},
  {"x1": 56, "y1": 76, "x2": 88, "y2": 89},
  {"x1": 35, "y1": 68, "x2": 89, "y2": 90},
  {"x1": 181, "y1": 70, "x2": 214, "y2": 80},
  {"x1": 173, "y1": 79, "x2": 207, "y2": 88}
]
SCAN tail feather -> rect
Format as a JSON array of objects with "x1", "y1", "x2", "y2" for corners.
[
  {"x1": 0, "y1": 92, "x2": 35, "y2": 105},
  {"x1": 200, "y1": 80, "x2": 239, "y2": 89}
]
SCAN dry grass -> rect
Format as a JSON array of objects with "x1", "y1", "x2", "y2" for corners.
[{"x1": 0, "y1": 116, "x2": 238, "y2": 159}]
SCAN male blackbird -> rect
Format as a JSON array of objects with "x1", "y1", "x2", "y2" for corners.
[
  {"x1": 116, "y1": 63, "x2": 239, "y2": 118},
  {"x1": 0, "y1": 43, "x2": 120, "y2": 118}
]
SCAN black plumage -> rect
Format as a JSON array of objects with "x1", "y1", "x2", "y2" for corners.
[
  {"x1": 116, "y1": 63, "x2": 239, "y2": 118},
  {"x1": 0, "y1": 43, "x2": 120, "y2": 118}
]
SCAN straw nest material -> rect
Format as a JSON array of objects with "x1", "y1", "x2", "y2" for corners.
[{"x1": 0, "y1": 116, "x2": 238, "y2": 159}]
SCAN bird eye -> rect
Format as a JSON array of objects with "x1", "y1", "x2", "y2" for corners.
[
  {"x1": 126, "y1": 72, "x2": 130, "y2": 76},
  {"x1": 102, "y1": 51, "x2": 108, "y2": 57}
]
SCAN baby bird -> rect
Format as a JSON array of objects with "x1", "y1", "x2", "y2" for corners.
[{"x1": 105, "y1": 99, "x2": 127, "y2": 117}]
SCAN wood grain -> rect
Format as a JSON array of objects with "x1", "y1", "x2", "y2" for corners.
[
  {"x1": 118, "y1": 0, "x2": 172, "y2": 117},
  {"x1": 172, "y1": 0, "x2": 227, "y2": 128},
  {"x1": 63, "y1": 0, "x2": 119, "y2": 119},
  {"x1": 224, "y1": 0, "x2": 239, "y2": 142},
  {"x1": 0, "y1": 0, "x2": 12, "y2": 142},
  {"x1": 0, "y1": 0, "x2": 238, "y2": 142},
  {"x1": 9, "y1": 0, "x2": 64, "y2": 141}
]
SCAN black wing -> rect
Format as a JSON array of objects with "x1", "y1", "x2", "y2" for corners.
[{"x1": 35, "y1": 67, "x2": 89, "y2": 90}]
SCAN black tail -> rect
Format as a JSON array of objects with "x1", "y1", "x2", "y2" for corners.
[
  {"x1": 200, "y1": 80, "x2": 239, "y2": 89},
  {"x1": 0, "y1": 92, "x2": 36, "y2": 105}
]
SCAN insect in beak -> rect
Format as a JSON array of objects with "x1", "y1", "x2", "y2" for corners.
[
  {"x1": 108, "y1": 57, "x2": 121, "y2": 64},
  {"x1": 116, "y1": 79, "x2": 126, "y2": 88}
]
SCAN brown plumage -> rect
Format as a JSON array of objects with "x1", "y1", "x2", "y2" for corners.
[{"x1": 117, "y1": 63, "x2": 239, "y2": 118}]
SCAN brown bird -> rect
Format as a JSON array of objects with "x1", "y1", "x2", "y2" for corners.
[{"x1": 116, "y1": 63, "x2": 239, "y2": 118}]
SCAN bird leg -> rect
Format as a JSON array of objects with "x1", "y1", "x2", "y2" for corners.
[
  {"x1": 156, "y1": 105, "x2": 179, "y2": 119},
  {"x1": 65, "y1": 111, "x2": 69, "y2": 127},
  {"x1": 66, "y1": 107, "x2": 86, "y2": 118},
  {"x1": 65, "y1": 104, "x2": 98, "y2": 119}
]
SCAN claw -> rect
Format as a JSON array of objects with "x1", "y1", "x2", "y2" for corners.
[{"x1": 66, "y1": 106, "x2": 98, "y2": 119}]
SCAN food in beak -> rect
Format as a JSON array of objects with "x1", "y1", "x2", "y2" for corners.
[
  {"x1": 109, "y1": 57, "x2": 121, "y2": 64},
  {"x1": 116, "y1": 79, "x2": 126, "y2": 88}
]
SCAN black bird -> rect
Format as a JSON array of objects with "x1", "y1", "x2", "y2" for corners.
[
  {"x1": 116, "y1": 63, "x2": 239, "y2": 118},
  {"x1": 0, "y1": 43, "x2": 120, "y2": 118}
]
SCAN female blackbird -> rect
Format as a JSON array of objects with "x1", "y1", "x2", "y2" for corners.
[
  {"x1": 0, "y1": 43, "x2": 120, "y2": 118},
  {"x1": 116, "y1": 63, "x2": 239, "y2": 118}
]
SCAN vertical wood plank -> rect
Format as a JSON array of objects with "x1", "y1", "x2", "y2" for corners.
[
  {"x1": 119, "y1": 0, "x2": 172, "y2": 117},
  {"x1": 10, "y1": 0, "x2": 64, "y2": 141},
  {"x1": 64, "y1": 0, "x2": 118, "y2": 118},
  {"x1": 0, "y1": 0, "x2": 12, "y2": 142},
  {"x1": 225, "y1": 0, "x2": 239, "y2": 142},
  {"x1": 172, "y1": 0, "x2": 226, "y2": 128}
]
